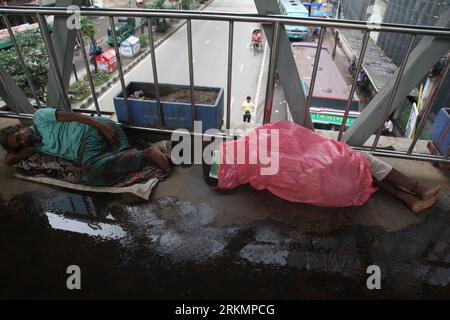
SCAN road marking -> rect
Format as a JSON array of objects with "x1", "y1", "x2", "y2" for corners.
[
  {"x1": 240, "y1": 64, "x2": 244, "y2": 72},
  {"x1": 193, "y1": 58, "x2": 196, "y2": 64},
  {"x1": 205, "y1": 39, "x2": 210, "y2": 45},
  {"x1": 253, "y1": 41, "x2": 269, "y2": 123},
  {"x1": 231, "y1": 97, "x2": 235, "y2": 109},
  {"x1": 216, "y1": 25, "x2": 220, "y2": 30}
]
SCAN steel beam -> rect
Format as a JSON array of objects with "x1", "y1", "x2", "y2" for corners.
[
  {"x1": 0, "y1": 65, "x2": 35, "y2": 113},
  {"x1": 46, "y1": 0, "x2": 83, "y2": 111}
]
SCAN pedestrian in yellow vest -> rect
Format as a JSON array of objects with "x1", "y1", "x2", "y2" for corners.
[{"x1": 241, "y1": 96, "x2": 255, "y2": 122}]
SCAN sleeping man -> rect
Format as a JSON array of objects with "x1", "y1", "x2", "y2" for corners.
[
  {"x1": 0, "y1": 107, "x2": 170, "y2": 186},
  {"x1": 203, "y1": 121, "x2": 440, "y2": 214}
]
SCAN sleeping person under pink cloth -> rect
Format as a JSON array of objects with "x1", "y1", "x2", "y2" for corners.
[{"x1": 203, "y1": 121, "x2": 440, "y2": 213}]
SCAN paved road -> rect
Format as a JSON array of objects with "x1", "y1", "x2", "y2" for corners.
[
  {"x1": 91, "y1": 0, "x2": 287, "y2": 130},
  {"x1": 71, "y1": 0, "x2": 143, "y2": 80}
]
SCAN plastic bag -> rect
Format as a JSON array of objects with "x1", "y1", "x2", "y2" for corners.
[{"x1": 217, "y1": 121, "x2": 376, "y2": 207}]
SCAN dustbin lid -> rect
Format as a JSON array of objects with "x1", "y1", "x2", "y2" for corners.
[{"x1": 122, "y1": 35, "x2": 140, "y2": 46}]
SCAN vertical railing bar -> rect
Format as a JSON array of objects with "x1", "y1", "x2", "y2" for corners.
[
  {"x1": 76, "y1": 29, "x2": 100, "y2": 116},
  {"x1": 36, "y1": 13, "x2": 71, "y2": 111},
  {"x1": 226, "y1": 21, "x2": 234, "y2": 130},
  {"x1": 407, "y1": 57, "x2": 450, "y2": 154},
  {"x1": 337, "y1": 30, "x2": 370, "y2": 141},
  {"x1": 263, "y1": 21, "x2": 281, "y2": 124},
  {"x1": 147, "y1": 18, "x2": 162, "y2": 127},
  {"x1": 304, "y1": 27, "x2": 325, "y2": 126},
  {"x1": 371, "y1": 34, "x2": 416, "y2": 151},
  {"x1": 187, "y1": 19, "x2": 196, "y2": 130},
  {"x1": 3, "y1": 14, "x2": 41, "y2": 108},
  {"x1": 109, "y1": 16, "x2": 130, "y2": 122}
]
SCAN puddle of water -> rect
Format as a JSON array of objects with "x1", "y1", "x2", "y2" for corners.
[
  {"x1": 121, "y1": 197, "x2": 237, "y2": 262},
  {"x1": 45, "y1": 211, "x2": 126, "y2": 240}
]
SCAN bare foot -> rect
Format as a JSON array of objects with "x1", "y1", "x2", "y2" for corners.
[
  {"x1": 143, "y1": 145, "x2": 170, "y2": 172},
  {"x1": 410, "y1": 194, "x2": 439, "y2": 214},
  {"x1": 415, "y1": 184, "x2": 440, "y2": 201}
]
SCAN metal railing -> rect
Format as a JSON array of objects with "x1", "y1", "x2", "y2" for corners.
[{"x1": 0, "y1": 5, "x2": 449, "y2": 164}]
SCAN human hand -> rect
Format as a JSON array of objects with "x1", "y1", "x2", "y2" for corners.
[{"x1": 101, "y1": 124, "x2": 119, "y2": 144}]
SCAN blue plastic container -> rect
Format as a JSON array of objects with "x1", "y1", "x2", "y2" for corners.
[
  {"x1": 430, "y1": 107, "x2": 449, "y2": 155},
  {"x1": 113, "y1": 82, "x2": 224, "y2": 131}
]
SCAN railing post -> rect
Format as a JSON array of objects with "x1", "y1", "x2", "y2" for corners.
[
  {"x1": 36, "y1": 13, "x2": 71, "y2": 111},
  {"x1": 263, "y1": 22, "x2": 281, "y2": 124},
  {"x1": 3, "y1": 14, "x2": 42, "y2": 108},
  {"x1": 407, "y1": 55, "x2": 450, "y2": 154},
  {"x1": 76, "y1": 29, "x2": 101, "y2": 116},
  {"x1": 109, "y1": 16, "x2": 130, "y2": 122},
  {"x1": 187, "y1": 19, "x2": 196, "y2": 130},
  {"x1": 147, "y1": 18, "x2": 163, "y2": 127},
  {"x1": 338, "y1": 30, "x2": 370, "y2": 141},
  {"x1": 226, "y1": 21, "x2": 234, "y2": 130},
  {"x1": 370, "y1": 34, "x2": 416, "y2": 151},
  {"x1": 304, "y1": 27, "x2": 325, "y2": 126}
]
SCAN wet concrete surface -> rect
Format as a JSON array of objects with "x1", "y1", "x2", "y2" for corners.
[{"x1": 1, "y1": 161, "x2": 449, "y2": 299}]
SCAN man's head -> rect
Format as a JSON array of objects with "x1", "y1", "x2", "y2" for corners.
[
  {"x1": 0, "y1": 125, "x2": 41, "y2": 152},
  {"x1": 246, "y1": 96, "x2": 251, "y2": 101}
]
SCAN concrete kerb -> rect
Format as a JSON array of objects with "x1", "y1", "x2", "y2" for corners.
[{"x1": 78, "y1": 0, "x2": 215, "y2": 110}]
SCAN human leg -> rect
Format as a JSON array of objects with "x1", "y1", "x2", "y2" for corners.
[
  {"x1": 376, "y1": 180, "x2": 439, "y2": 214},
  {"x1": 383, "y1": 168, "x2": 440, "y2": 201},
  {"x1": 80, "y1": 123, "x2": 169, "y2": 186},
  {"x1": 363, "y1": 152, "x2": 440, "y2": 213}
]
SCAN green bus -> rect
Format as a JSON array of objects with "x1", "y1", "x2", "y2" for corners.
[{"x1": 0, "y1": 1, "x2": 55, "y2": 50}]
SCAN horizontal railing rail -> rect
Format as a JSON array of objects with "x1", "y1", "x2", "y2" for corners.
[
  {"x1": 1, "y1": 6, "x2": 450, "y2": 37},
  {"x1": 0, "y1": 5, "x2": 449, "y2": 165}
]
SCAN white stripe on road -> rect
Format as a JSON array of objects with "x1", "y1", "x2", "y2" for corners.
[
  {"x1": 253, "y1": 41, "x2": 269, "y2": 123},
  {"x1": 240, "y1": 64, "x2": 244, "y2": 72},
  {"x1": 216, "y1": 25, "x2": 220, "y2": 30},
  {"x1": 205, "y1": 39, "x2": 210, "y2": 45}
]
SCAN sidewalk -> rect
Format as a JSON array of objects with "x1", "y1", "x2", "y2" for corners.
[{"x1": 0, "y1": 114, "x2": 449, "y2": 298}]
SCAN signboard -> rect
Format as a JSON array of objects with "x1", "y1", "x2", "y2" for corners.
[
  {"x1": 310, "y1": 112, "x2": 357, "y2": 127},
  {"x1": 405, "y1": 102, "x2": 418, "y2": 139}
]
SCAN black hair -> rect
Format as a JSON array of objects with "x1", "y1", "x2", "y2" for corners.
[
  {"x1": 0, "y1": 126, "x2": 20, "y2": 152},
  {"x1": 246, "y1": 96, "x2": 251, "y2": 100}
]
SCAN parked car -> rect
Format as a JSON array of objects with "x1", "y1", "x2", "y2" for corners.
[{"x1": 107, "y1": 17, "x2": 136, "y2": 46}]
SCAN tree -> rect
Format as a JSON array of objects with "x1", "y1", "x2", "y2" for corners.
[
  {"x1": 80, "y1": 16, "x2": 100, "y2": 73},
  {"x1": 0, "y1": 30, "x2": 48, "y2": 103},
  {"x1": 146, "y1": 0, "x2": 169, "y2": 33},
  {"x1": 181, "y1": 0, "x2": 191, "y2": 9}
]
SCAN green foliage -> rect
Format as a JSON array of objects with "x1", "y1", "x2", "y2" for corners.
[
  {"x1": 181, "y1": 0, "x2": 191, "y2": 10},
  {"x1": 153, "y1": 0, "x2": 165, "y2": 9},
  {"x1": 69, "y1": 72, "x2": 111, "y2": 103},
  {"x1": 144, "y1": 0, "x2": 170, "y2": 33},
  {"x1": 0, "y1": 30, "x2": 48, "y2": 102},
  {"x1": 155, "y1": 18, "x2": 169, "y2": 33},
  {"x1": 80, "y1": 16, "x2": 97, "y2": 40},
  {"x1": 139, "y1": 33, "x2": 148, "y2": 47}
]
